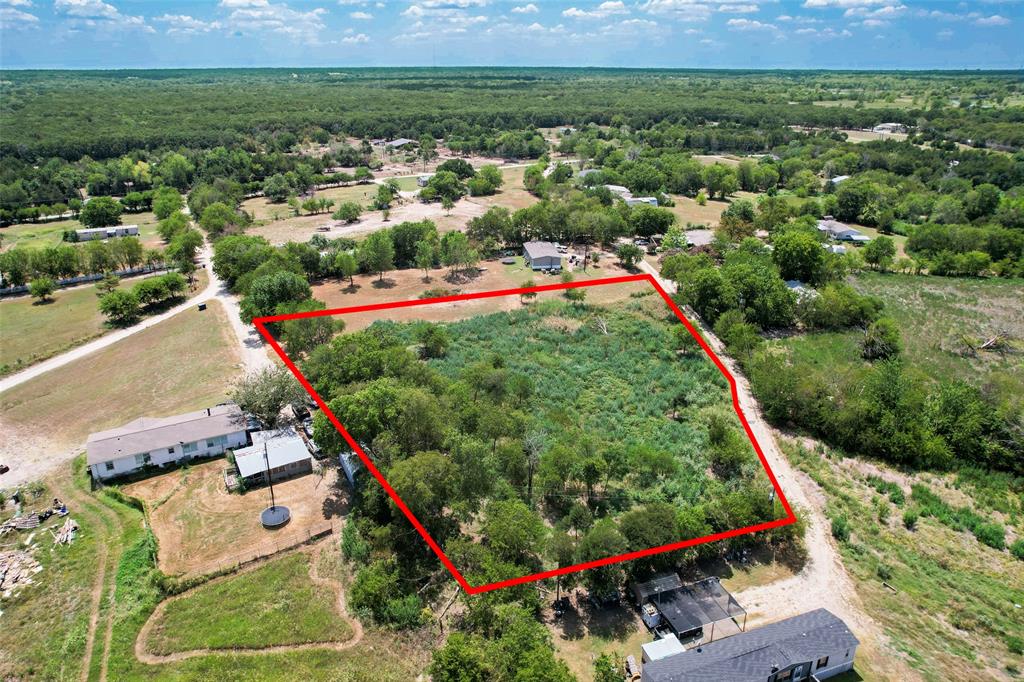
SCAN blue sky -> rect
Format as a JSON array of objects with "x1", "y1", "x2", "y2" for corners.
[{"x1": 0, "y1": 0, "x2": 1020, "y2": 69}]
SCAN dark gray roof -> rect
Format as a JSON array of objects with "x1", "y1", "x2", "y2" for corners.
[
  {"x1": 523, "y1": 241, "x2": 561, "y2": 260},
  {"x1": 633, "y1": 573, "x2": 684, "y2": 604},
  {"x1": 643, "y1": 609, "x2": 859, "y2": 682}
]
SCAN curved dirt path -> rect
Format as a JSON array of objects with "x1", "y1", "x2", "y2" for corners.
[
  {"x1": 638, "y1": 259, "x2": 913, "y2": 678},
  {"x1": 134, "y1": 542, "x2": 363, "y2": 665}
]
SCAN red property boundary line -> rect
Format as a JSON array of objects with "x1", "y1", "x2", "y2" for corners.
[{"x1": 253, "y1": 273, "x2": 797, "y2": 595}]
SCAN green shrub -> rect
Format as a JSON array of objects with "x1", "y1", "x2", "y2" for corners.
[
  {"x1": 972, "y1": 522, "x2": 1005, "y2": 550},
  {"x1": 1010, "y1": 539, "x2": 1024, "y2": 561},
  {"x1": 876, "y1": 563, "x2": 892, "y2": 581},
  {"x1": 1007, "y1": 635, "x2": 1024, "y2": 655},
  {"x1": 831, "y1": 515, "x2": 851, "y2": 542},
  {"x1": 902, "y1": 509, "x2": 919, "y2": 530}
]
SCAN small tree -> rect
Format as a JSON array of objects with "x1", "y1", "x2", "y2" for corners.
[
  {"x1": 96, "y1": 272, "x2": 121, "y2": 295},
  {"x1": 332, "y1": 201, "x2": 362, "y2": 223},
  {"x1": 360, "y1": 230, "x2": 395, "y2": 281},
  {"x1": 861, "y1": 317, "x2": 901, "y2": 360},
  {"x1": 863, "y1": 236, "x2": 896, "y2": 271},
  {"x1": 441, "y1": 195, "x2": 454, "y2": 215},
  {"x1": 231, "y1": 366, "x2": 308, "y2": 429},
  {"x1": 80, "y1": 196, "x2": 123, "y2": 229},
  {"x1": 98, "y1": 289, "x2": 141, "y2": 325},
  {"x1": 29, "y1": 277, "x2": 56, "y2": 302},
  {"x1": 417, "y1": 324, "x2": 451, "y2": 359},
  {"x1": 616, "y1": 243, "x2": 643, "y2": 268},
  {"x1": 415, "y1": 239, "x2": 436, "y2": 281},
  {"x1": 334, "y1": 251, "x2": 358, "y2": 287}
]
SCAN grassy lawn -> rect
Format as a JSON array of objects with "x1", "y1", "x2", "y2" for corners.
[
  {"x1": 850, "y1": 272, "x2": 1024, "y2": 397},
  {"x1": 1, "y1": 213, "x2": 164, "y2": 251},
  {"x1": 0, "y1": 269, "x2": 207, "y2": 376},
  {"x1": 0, "y1": 300, "x2": 241, "y2": 453},
  {"x1": 145, "y1": 552, "x2": 353, "y2": 654},
  {"x1": 785, "y1": 442, "x2": 1024, "y2": 680}
]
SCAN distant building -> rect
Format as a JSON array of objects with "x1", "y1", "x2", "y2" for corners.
[
  {"x1": 872, "y1": 122, "x2": 907, "y2": 134},
  {"x1": 522, "y1": 241, "x2": 562, "y2": 271},
  {"x1": 605, "y1": 184, "x2": 632, "y2": 198},
  {"x1": 641, "y1": 609, "x2": 859, "y2": 682},
  {"x1": 626, "y1": 197, "x2": 659, "y2": 207},
  {"x1": 817, "y1": 218, "x2": 870, "y2": 243},
  {"x1": 417, "y1": 173, "x2": 434, "y2": 187},
  {"x1": 87, "y1": 404, "x2": 247, "y2": 481},
  {"x1": 385, "y1": 138, "x2": 415, "y2": 149},
  {"x1": 234, "y1": 427, "x2": 313, "y2": 487},
  {"x1": 577, "y1": 168, "x2": 600, "y2": 179},
  {"x1": 828, "y1": 175, "x2": 851, "y2": 185},
  {"x1": 75, "y1": 225, "x2": 139, "y2": 241}
]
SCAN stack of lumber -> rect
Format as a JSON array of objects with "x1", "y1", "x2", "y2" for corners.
[
  {"x1": 0, "y1": 550, "x2": 42, "y2": 596},
  {"x1": 0, "y1": 513, "x2": 41, "y2": 536},
  {"x1": 52, "y1": 518, "x2": 79, "y2": 546}
]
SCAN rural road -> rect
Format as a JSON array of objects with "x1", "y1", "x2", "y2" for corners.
[{"x1": 0, "y1": 244, "x2": 270, "y2": 396}]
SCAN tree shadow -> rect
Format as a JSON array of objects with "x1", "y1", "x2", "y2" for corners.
[
  {"x1": 341, "y1": 282, "x2": 361, "y2": 295},
  {"x1": 372, "y1": 278, "x2": 397, "y2": 289},
  {"x1": 31, "y1": 298, "x2": 56, "y2": 306}
]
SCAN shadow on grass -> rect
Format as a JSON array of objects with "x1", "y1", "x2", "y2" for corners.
[{"x1": 372, "y1": 278, "x2": 397, "y2": 289}]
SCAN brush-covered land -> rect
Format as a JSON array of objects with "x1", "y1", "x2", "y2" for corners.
[{"x1": 306, "y1": 297, "x2": 797, "y2": 618}]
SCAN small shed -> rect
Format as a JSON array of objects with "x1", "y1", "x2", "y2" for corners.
[
  {"x1": 641, "y1": 634, "x2": 686, "y2": 663},
  {"x1": 626, "y1": 197, "x2": 659, "y2": 207},
  {"x1": 234, "y1": 427, "x2": 312, "y2": 486},
  {"x1": 417, "y1": 173, "x2": 434, "y2": 187},
  {"x1": 523, "y1": 241, "x2": 562, "y2": 271}
]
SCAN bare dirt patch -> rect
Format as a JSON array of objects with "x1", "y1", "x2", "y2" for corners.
[{"x1": 123, "y1": 460, "x2": 349, "y2": 577}]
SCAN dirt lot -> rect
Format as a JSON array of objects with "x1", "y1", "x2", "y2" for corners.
[
  {"x1": 312, "y1": 254, "x2": 647, "y2": 331},
  {"x1": 124, "y1": 459, "x2": 349, "y2": 577}
]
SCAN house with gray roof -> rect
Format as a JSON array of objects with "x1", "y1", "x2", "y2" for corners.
[
  {"x1": 385, "y1": 138, "x2": 415, "y2": 149},
  {"x1": 523, "y1": 241, "x2": 562, "y2": 271},
  {"x1": 75, "y1": 225, "x2": 139, "y2": 241},
  {"x1": 641, "y1": 608, "x2": 859, "y2": 682},
  {"x1": 87, "y1": 404, "x2": 248, "y2": 481},
  {"x1": 817, "y1": 218, "x2": 870, "y2": 243},
  {"x1": 233, "y1": 426, "x2": 313, "y2": 486}
]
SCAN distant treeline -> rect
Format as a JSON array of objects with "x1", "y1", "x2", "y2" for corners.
[{"x1": 2, "y1": 68, "x2": 1022, "y2": 160}]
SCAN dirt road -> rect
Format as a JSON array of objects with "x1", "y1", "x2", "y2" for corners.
[{"x1": 637, "y1": 260, "x2": 913, "y2": 679}]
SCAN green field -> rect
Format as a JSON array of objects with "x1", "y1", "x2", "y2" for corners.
[
  {"x1": 1, "y1": 213, "x2": 163, "y2": 251},
  {"x1": 145, "y1": 552, "x2": 353, "y2": 654}
]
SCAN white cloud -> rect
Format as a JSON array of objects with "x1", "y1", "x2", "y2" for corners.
[
  {"x1": 795, "y1": 25, "x2": 852, "y2": 36},
  {"x1": 638, "y1": 0, "x2": 713, "y2": 22},
  {"x1": 974, "y1": 14, "x2": 1010, "y2": 25},
  {"x1": 220, "y1": 0, "x2": 328, "y2": 41},
  {"x1": 0, "y1": 3, "x2": 39, "y2": 29},
  {"x1": 563, "y1": 1, "x2": 629, "y2": 19},
  {"x1": 803, "y1": 0, "x2": 885, "y2": 7},
  {"x1": 54, "y1": 0, "x2": 153, "y2": 32},
  {"x1": 936, "y1": 28, "x2": 953, "y2": 38},
  {"x1": 350, "y1": 10, "x2": 372, "y2": 18},
  {"x1": 341, "y1": 31, "x2": 369, "y2": 42},
  {"x1": 718, "y1": 3, "x2": 759, "y2": 13},
  {"x1": 726, "y1": 17, "x2": 776, "y2": 29},
  {"x1": 153, "y1": 13, "x2": 222, "y2": 34},
  {"x1": 844, "y1": 3, "x2": 905, "y2": 18},
  {"x1": 511, "y1": 3, "x2": 538, "y2": 13}
]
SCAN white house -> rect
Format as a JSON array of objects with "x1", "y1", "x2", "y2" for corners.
[
  {"x1": 523, "y1": 241, "x2": 563, "y2": 271},
  {"x1": 417, "y1": 173, "x2": 435, "y2": 187},
  {"x1": 87, "y1": 404, "x2": 248, "y2": 481},
  {"x1": 872, "y1": 122, "x2": 907, "y2": 134},
  {"x1": 75, "y1": 225, "x2": 139, "y2": 241},
  {"x1": 626, "y1": 197, "x2": 659, "y2": 207},
  {"x1": 828, "y1": 175, "x2": 851, "y2": 186},
  {"x1": 233, "y1": 427, "x2": 313, "y2": 486},
  {"x1": 605, "y1": 184, "x2": 632, "y2": 198}
]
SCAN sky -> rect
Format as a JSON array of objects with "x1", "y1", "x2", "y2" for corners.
[{"x1": 0, "y1": 0, "x2": 1021, "y2": 70}]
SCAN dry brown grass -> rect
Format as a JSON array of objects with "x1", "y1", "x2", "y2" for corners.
[
  {"x1": 0, "y1": 300, "x2": 241, "y2": 457},
  {"x1": 667, "y1": 191, "x2": 760, "y2": 227},
  {"x1": 312, "y1": 256, "x2": 645, "y2": 331},
  {"x1": 124, "y1": 460, "x2": 349, "y2": 577}
]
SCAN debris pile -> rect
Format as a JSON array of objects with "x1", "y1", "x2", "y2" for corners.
[
  {"x1": 52, "y1": 518, "x2": 79, "y2": 546},
  {"x1": 0, "y1": 550, "x2": 42, "y2": 597},
  {"x1": 0, "y1": 513, "x2": 40, "y2": 536}
]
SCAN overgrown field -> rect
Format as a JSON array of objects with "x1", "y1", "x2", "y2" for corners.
[
  {"x1": 307, "y1": 293, "x2": 795, "y2": 603},
  {"x1": 785, "y1": 442, "x2": 1024, "y2": 680}
]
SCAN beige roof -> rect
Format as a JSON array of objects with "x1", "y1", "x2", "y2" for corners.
[{"x1": 86, "y1": 404, "x2": 246, "y2": 465}]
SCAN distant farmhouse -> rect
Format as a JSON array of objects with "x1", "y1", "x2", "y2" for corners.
[
  {"x1": 817, "y1": 217, "x2": 871, "y2": 243},
  {"x1": 626, "y1": 197, "x2": 659, "y2": 207},
  {"x1": 75, "y1": 225, "x2": 139, "y2": 241},
  {"x1": 417, "y1": 173, "x2": 435, "y2": 187},
  {"x1": 87, "y1": 404, "x2": 247, "y2": 480},
  {"x1": 872, "y1": 122, "x2": 907, "y2": 134},
  {"x1": 827, "y1": 175, "x2": 851, "y2": 186},
  {"x1": 641, "y1": 608, "x2": 859, "y2": 682},
  {"x1": 604, "y1": 184, "x2": 632, "y2": 198},
  {"x1": 233, "y1": 426, "x2": 313, "y2": 487},
  {"x1": 523, "y1": 241, "x2": 563, "y2": 271},
  {"x1": 385, "y1": 138, "x2": 415, "y2": 149}
]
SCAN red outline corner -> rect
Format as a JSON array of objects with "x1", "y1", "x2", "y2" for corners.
[{"x1": 253, "y1": 273, "x2": 797, "y2": 595}]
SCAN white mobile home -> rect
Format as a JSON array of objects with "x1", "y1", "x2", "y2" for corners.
[
  {"x1": 75, "y1": 225, "x2": 140, "y2": 241},
  {"x1": 87, "y1": 404, "x2": 248, "y2": 480}
]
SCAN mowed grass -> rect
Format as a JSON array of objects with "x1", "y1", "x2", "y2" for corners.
[
  {"x1": 786, "y1": 442, "x2": 1024, "y2": 680},
  {"x1": 0, "y1": 270, "x2": 207, "y2": 376},
  {"x1": 1, "y1": 213, "x2": 164, "y2": 251},
  {"x1": 667, "y1": 191, "x2": 759, "y2": 227},
  {"x1": 0, "y1": 301, "x2": 241, "y2": 451},
  {"x1": 145, "y1": 552, "x2": 353, "y2": 654}
]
